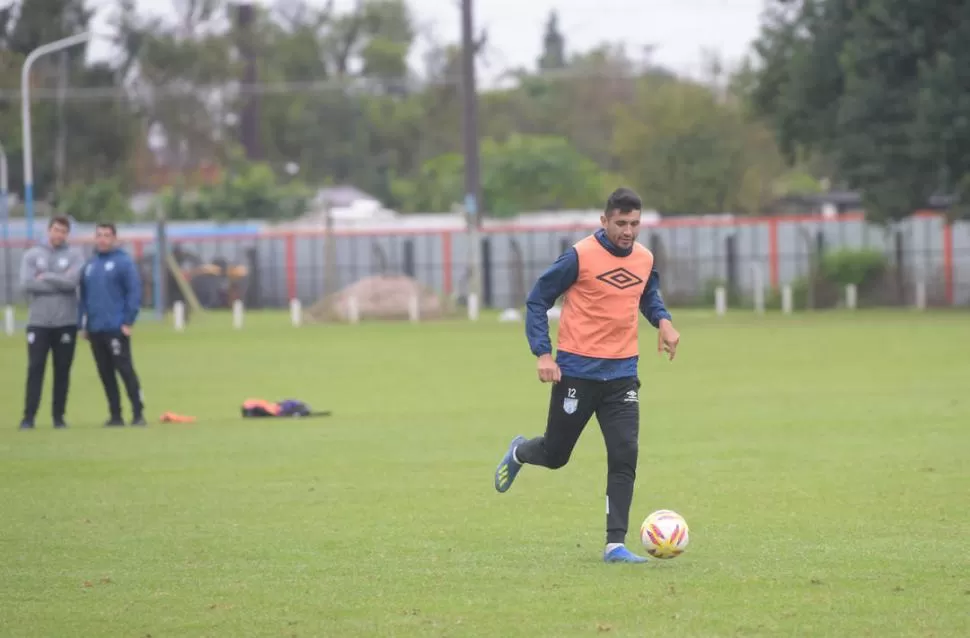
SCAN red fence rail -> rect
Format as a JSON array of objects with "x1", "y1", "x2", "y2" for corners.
[{"x1": 1, "y1": 211, "x2": 964, "y2": 307}]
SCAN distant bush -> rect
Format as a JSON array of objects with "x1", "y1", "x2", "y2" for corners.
[
  {"x1": 768, "y1": 248, "x2": 891, "y2": 310},
  {"x1": 702, "y1": 278, "x2": 748, "y2": 308},
  {"x1": 819, "y1": 249, "x2": 888, "y2": 288}
]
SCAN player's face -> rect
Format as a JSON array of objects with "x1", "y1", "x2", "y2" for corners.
[
  {"x1": 601, "y1": 209, "x2": 641, "y2": 250},
  {"x1": 95, "y1": 227, "x2": 116, "y2": 253},
  {"x1": 47, "y1": 222, "x2": 69, "y2": 247}
]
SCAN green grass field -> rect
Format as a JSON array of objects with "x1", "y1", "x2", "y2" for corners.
[{"x1": 1, "y1": 308, "x2": 969, "y2": 637}]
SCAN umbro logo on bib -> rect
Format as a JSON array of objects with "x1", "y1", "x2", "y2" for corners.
[{"x1": 596, "y1": 268, "x2": 643, "y2": 290}]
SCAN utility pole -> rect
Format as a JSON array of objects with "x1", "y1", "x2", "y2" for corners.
[
  {"x1": 153, "y1": 200, "x2": 168, "y2": 320},
  {"x1": 460, "y1": 0, "x2": 482, "y2": 224},
  {"x1": 460, "y1": 0, "x2": 483, "y2": 315},
  {"x1": 55, "y1": 11, "x2": 70, "y2": 196},
  {"x1": 236, "y1": 2, "x2": 261, "y2": 160},
  {"x1": 0, "y1": 140, "x2": 10, "y2": 308},
  {"x1": 55, "y1": 49, "x2": 68, "y2": 196},
  {"x1": 322, "y1": 195, "x2": 337, "y2": 298}
]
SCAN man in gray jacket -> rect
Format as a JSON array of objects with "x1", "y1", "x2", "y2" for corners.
[{"x1": 18, "y1": 216, "x2": 85, "y2": 429}]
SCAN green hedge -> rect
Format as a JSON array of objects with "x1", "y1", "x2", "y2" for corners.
[
  {"x1": 768, "y1": 248, "x2": 890, "y2": 310},
  {"x1": 819, "y1": 249, "x2": 888, "y2": 288}
]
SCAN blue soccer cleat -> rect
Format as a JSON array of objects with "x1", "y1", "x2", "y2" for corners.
[
  {"x1": 494, "y1": 435, "x2": 527, "y2": 493},
  {"x1": 603, "y1": 545, "x2": 650, "y2": 564}
]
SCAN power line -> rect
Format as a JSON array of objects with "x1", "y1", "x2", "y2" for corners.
[
  {"x1": 0, "y1": 63, "x2": 684, "y2": 102},
  {"x1": 0, "y1": 78, "x2": 419, "y2": 101}
]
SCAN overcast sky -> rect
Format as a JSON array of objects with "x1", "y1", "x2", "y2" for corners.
[{"x1": 87, "y1": 0, "x2": 766, "y2": 86}]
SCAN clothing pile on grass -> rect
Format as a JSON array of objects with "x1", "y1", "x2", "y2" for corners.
[{"x1": 241, "y1": 399, "x2": 330, "y2": 418}]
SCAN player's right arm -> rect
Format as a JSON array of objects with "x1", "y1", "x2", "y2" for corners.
[
  {"x1": 525, "y1": 248, "x2": 579, "y2": 382},
  {"x1": 19, "y1": 249, "x2": 58, "y2": 295}
]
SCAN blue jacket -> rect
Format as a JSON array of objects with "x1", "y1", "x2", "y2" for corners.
[
  {"x1": 525, "y1": 229, "x2": 672, "y2": 381},
  {"x1": 78, "y1": 248, "x2": 142, "y2": 333}
]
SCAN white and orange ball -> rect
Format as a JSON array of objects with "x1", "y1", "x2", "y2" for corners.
[{"x1": 639, "y1": 509, "x2": 689, "y2": 559}]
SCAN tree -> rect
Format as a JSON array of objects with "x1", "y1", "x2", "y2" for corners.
[
  {"x1": 158, "y1": 151, "x2": 311, "y2": 221},
  {"x1": 236, "y1": 0, "x2": 420, "y2": 200},
  {"x1": 393, "y1": 134, "x2": 607, "y2": 216},
  {"x1": 538, "y1": 11, "x2": 565, "y2": 71},
  {"x1": 111, "y1": 0, "x2": 235, "y2": 178},
  {"x1": 747, "y1": 0, "x2": 970, "y2": 222},
  {"x1": 58, "y1": 177, "x2": 135, "y2": 222},
  {"x1": 0, "y1": 0, "x2": 138, "y2": 203},
  {"x1": 0, "y1": 0, "x2": 840, "y2": 222},
  {"x1": 613, "y1": 78, "x2": 784, "y2": 214}
]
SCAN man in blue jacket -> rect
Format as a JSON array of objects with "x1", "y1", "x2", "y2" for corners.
[{"x1": 78, "y1": 223, "x2": 147, "y2": 427}]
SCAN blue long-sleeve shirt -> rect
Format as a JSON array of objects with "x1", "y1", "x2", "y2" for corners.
[
  {"x1": 78, "y1": 248, "x2": 142, "y2": 333},
  {"x1": 525, "y1": 229, "x2": 672, "y2": 381}
]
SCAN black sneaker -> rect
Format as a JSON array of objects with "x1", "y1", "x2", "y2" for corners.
[
  {"x1": 53, "y1": 418, "x2": 68, "y2": 429},
  {"x1": 130, "y1": 415, "x2": 147, "y2": 427},
  {"x1": 104, "y1": 417, "x2": 125, "y2": 427},
  {"x1": 19, "y1": 419, "x2": 34, "y2": 430}
]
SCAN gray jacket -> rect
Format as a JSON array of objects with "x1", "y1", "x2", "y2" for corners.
[{"x1": 19, "y1": 242, "x2": 85, "y2": 328}]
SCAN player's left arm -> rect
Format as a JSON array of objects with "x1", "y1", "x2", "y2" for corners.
[
  {"x1": 121, "y1": 255, "x2": 142, "y2": 332},
  {"x1": 41, "y1": 249, "x2": 85, "y2": 292},
  {"x1": 639, "y1": 269, "x2": 680, "y2": 361},
  {"x1": 77, "y1": 265, "x2": 88, "y2": 337}
]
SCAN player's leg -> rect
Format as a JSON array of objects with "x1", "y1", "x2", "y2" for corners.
[
  {"x1": 596, "y1": 377, "x2": 648, "y2": 563},
  {"x1": 494, "y1": 377, "x2": 598, "y2": 493},
  {"x1": 20, "y1": 328, "x2": 52, "y2": 429},
  {"x1": 112, "y1": 334, "x2": 146, "y2": 425},
  {"x1": 50, "y1": 326, "x2": 78, "y2": 428},
  {"x1": 89, "y1": 333, "x2": 123, "y2": 426}
]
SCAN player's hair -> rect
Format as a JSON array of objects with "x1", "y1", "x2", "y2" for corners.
[
  {"x1": 49, "y1": 215, "x2": 71, "y2": 230},
  {"x1": 604, "y1": 188, "x2": 642, "y2": 216},
  {"x1": 96, "y1": 222, "x2": 117, "y2": 237}
]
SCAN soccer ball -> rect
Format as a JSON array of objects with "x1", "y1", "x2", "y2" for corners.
[{"x1": 640, "y1": 509, "x2": 689, "y2": 559}]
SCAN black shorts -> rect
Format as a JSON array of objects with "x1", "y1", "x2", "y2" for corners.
[{"x1": 540, "y1": 375, "x2": 640, "y2": 468}]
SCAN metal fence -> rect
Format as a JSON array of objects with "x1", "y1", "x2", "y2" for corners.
[{"x1": 2, "y1": 213, "x2": 969, "y2": 312}]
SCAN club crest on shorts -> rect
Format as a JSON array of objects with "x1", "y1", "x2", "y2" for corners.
[{"x1": 563, "y1": 389, "x2": 578, "y2": 414}]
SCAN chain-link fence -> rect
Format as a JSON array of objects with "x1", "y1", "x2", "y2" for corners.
[{"x1": 2, "y1": 213, "x2": 968, "y2": 313}]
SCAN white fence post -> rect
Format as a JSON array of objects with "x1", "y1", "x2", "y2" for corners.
[
  {"x1": 232, "y1": 300, "x2": 244, "y2": 329},
  {"x1": 468, "y1": 293, "x2": 479, "y2": 321},
  {"x1": 781, "y1": 285, "x2": 793, "y2": 315},
  {"x1": 173, "y1": 301, "x2": 186, "y2": 332},
  {"x1": 715, "y1": 286, "x2": 727, "y2": 316}
]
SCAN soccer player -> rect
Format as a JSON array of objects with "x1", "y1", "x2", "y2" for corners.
[
  {"x1": 493, "y1": 187, "x2": 681, "y2": 564},
  {"x1": 78, "y1": 223, "x2": 147, "y2": 427},
  {"x1": 18, "y1": 216, "x2": 85, "y2": 429}
]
